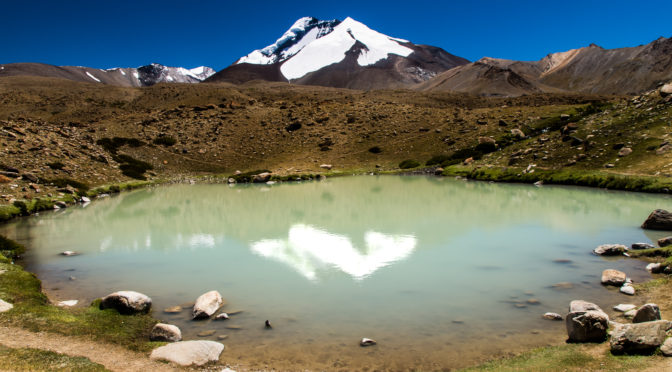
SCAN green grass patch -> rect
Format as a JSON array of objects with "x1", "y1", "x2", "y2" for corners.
[
  {"x1": 0, "y1": 345, "x2": 109, "y2": 371},
  {"x1": 399, "y1": 159, "x2": 421, "y2": 169},
  {"x1": 0, "y1": 235, "x2": 26, "y2": 260},
  {"x1": 0, "y1": 204, "x2": 21, "y2": 222}
]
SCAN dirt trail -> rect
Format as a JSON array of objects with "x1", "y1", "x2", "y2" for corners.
[{"x1": 0, "y1": 326, "x2": 179, "y2": 372}]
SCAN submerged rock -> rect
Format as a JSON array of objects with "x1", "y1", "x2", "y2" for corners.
[
  {"x1": 360, "y1": 338, "x2": 377, "y2": 347},
  {"x1": 192, "y1": 290, "x2": 223, "y2": 320},
  {"x1": 613, "y1": 304, "x2": 636, "y2": 313},
  {"x1": 610, "y1": 320, "x2": 672, "y2": 354},
  {"x1": 601, "y1": 269, "x2": 626, "y2": 286},
  {"x1": 100, "y1": 291, "x2": 151, "y2": 315},
  {"x1": 149, "y1": 340, "x2": 224, "y2": 366},
  {"x1": 633, "y1": 304, "x2": 661, "y2": 323},
  {"x1": 641, "y1": 209, "x2": 672, "y2": 230},
  {"x1": 163, "y1": 306, "x2": 182, "y2": 314},
  {"x1": 593, "y1": 244, "x2": 627, "y2": 256},
  {"x1": 150, "y1": 323, "x2": 182, "y2": 342}
]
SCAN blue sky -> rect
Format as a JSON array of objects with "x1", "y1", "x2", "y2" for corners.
[{"x1": 1, "y1": 0, "x2": 670, "y2": 71}]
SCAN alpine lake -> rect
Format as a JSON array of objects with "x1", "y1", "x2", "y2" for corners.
[{"x1": 2, "y1": 175, "x2": 671, "y2": 370}]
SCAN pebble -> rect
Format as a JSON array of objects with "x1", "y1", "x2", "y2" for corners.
[
  {"x1": 543, "y1": 312, "x2": 562, "y2": 321},
  {"x1": 197, "y1": 330, "x2": 216, "y2": 337},
  {"x1": 214, "y1": 313, "x2": 230, "y2": 320},
  {"x1": 0, "y1": 299, "x2": 14, "y2": 313},
  {"x1": 164, "y1": 306, "x2": 182, "y2": 314},
  {"x1": 217, "y1": 335, "x2": 229, "y2": 340},
  {"x1": 60, "y1": 251, "x2": 78, "y2": 256},
  {"x1": 360, "y1": 338, "x2": 377, "y2": 347}
]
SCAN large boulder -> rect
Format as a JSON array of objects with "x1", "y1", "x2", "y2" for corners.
[
  {"x1": 610, "y1": 320, "x2": 672, "y2": 354},
  {"x1": 633, "y1": 303, "x2": 661, "y2": 323},
  {"x1": 601, "y1": 269, "x2": 626, "y2": 286},
  {"x1": 566, "y1": 310, "x2": 609, "y2": 343},
  {"x1": 150, "y1": 323, "x2": 182, "y2": 342},
  {"x1": 192, "y1": 290, "x2": 223, "y2": 320},
  {"x1": 100, "y1": 291, "x2": 152, "y2": 315},
  {"x1": 593, "y1": 244, "x2": 627, "y2": 256},
  {"x1": 149, "y1": 340, "x2": 224, "y2": 366},
  {"x1": 641, "y1": 209, "x2": 672, "y2": 230}
]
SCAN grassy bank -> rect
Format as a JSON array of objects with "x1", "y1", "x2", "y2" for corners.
[
  {"x1": 0, "y1": 346, "x2": 109, "y2": 372},
  {"x1": 443, "y1": 165, "x2": 672, "y2": 193},
  {"x1": 0, "y1": 237, "x2": 159, "y2": 352}
]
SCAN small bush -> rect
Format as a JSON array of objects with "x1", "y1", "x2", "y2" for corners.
[
  {"x1": 426, "y1": 154, "x2": 451, "y2": 166},
  {"x1": 399, "y1": 159, "x2": 421, "y2": 169},
  {"x1": 369, "y1": 146, "x2": 382, "y2": 154},
  {"x1": 153, "y1": 136, "x2": 177, "y2": 147}
]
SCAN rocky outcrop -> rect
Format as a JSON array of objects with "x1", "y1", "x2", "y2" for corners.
[
  {"x1": 593, "y1": 244, "x2": 627, "y2": 256},
  {"x1": 641, "y1": 209, "x2": 672, "y2": 230},
  {"x1": 601, "y1": 269, "x2": 626, "y2": 286},
  {"x1": 150, "y1": 323, "x2": 182, "y2": 342},
  {"x1": 610, "y1": 320, "x2": 672, "y2": 354},
  {"x1": 100, "y1": 291, "x2": 152, "y2": 315},
  {"x1": 149, "y1": 340, "x2": 224, "y2": 366},
  {"x1": 633, "y1": 304, "x2": 662, "y2": 323},
  {"x1": 192, "y1": 290, "x2": 223, "y2": 320}
]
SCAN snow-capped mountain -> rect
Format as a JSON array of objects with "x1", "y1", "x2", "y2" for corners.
[
  {"x1": 209, "y1": 17, "x2": 469, "y2": 89},
  {"x1": 0, "y1": 62, "x2": 215, "y2": 87}
]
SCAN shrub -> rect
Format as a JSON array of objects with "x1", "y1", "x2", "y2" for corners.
[
  {"x1": 426, "y1": 154, "x2": 451, "y2": 166},
  {"x1": 153, "y1": 136, "x2": 177, "y2": 147},
  {"x1": 399, "y1": 159, "x2": 420, "y2": 169}
]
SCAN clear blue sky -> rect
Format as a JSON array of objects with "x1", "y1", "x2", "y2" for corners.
[{"x1": 1, "y1": 0, "x2": 670, "y2": 71}]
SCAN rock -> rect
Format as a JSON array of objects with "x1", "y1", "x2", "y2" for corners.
[
  {"x1": 552, "y1": 282, "x2": 574, "y2": 289},
  {"x1": 604, "y1": 163, "x2": 615, "y2": 168},
  {"x1": 631, "y1": 243, "x2": 655, "y2": 250},
  {"x1": 478, "y1": 136, "x2": 496, "y2": 145},
  {"x1": 498, "y1": 119, "x2": 508, "y2": 126},
  {"x1": 511, "y1": 128, "x2": 525, "y2": 138},
  {"x1": 319, "y1": 164, "x2": 332, "y2": 170},
  {"x1": 434, "y1": 167, "x2": 444, "y2": 175},
  {"x1": 569, "y1": 300, "x2": 604, "y2": 313},
  {"x1": 593, "y1": 244, "x2": 627, "y2": 256},
  {"x1": 150, "y1": 323, "x2": 182, "y2": 342},
  {"x1": 252, "y1": 172, "x2": 271, "y2": 183},
  {"x1": 80, "y1": 196, "x2": 91, "y2": 203},
  {"x1": 57, "y1": 300, "x2": 78, "y2": 307},
  {"x1": 610, "y1": 320, "x2": 672, "y2": 354},
  {"x1": 660, "y1": 83, "x2": 672, "y2": 97},
  {"x1": 543, "y1": 312, "x2": 563, "y2": 320},
  {"x1": 463, "y1": 157, "x2": 474, "y2": 165},
  {"x1": 0, "y1": 299, "x2": 13, "y2": 313},
  {"x1": 560, "y1": 114, "x2": 570, "y2": 120},
  {"x1": 661, "y1": 337, "x2": 672, "y2": 356},
  {"x1": 164, "y1": 306, "x2": 182, "y2": 314},
  {"x1": 620, "y1": 284, "x2": 635, "y2": 296},
  {"x1": 614, "y1": 304, "x2": 637, "y2": 313},
  {"x1": 566, "y1": 310, "x2": 609, "y2": 343},
  {"x1": 227, "y1": 178, "x2": 236, "y2": 184},
  {"x1": 618, "y1": 147, "x2": 632, "y2": 157},
  {"x1": 360, "y1": 338, "x2": 377, "y2": 347},
  {"x1": 214, "y1": 313, "x2": 230, "y2": 320},
  {"x1": 234, "y1": 170, "x2": 242, "y2": 175},
  {"x1": 527, "y1": 298, "x2": 541, "y2": 305},
  {"x1": 100, "y1": 291, "x2": 152, "y2": 315},
  {"x1": 534, "y1": 180, "x2": 543, "y2": 186},
  {"x1": 149, "y1": 340, "x2": 224, "y2": 366},
  {"x1": 54, "y1": 201, "x2": 67, "y2": 209},
  {"x1": 658, "y1": 144, "x2": 672, "y2": 155},
  {"x1": 601, "y1": 269, "x2": 626, "y2": 286},
  {"x1": 60, "y1": 251, "x2": 78, "y2": 256},
  {"x1": 646, "y1": 263, "x2": 663, "y2": 273},
  {"x1": 641, "y1": 209, "x2": 672, "y2": 230},
  {"x1": 192, "y1": 290, "x2": 223, "y2": 319},
  {"x1": 197, "y1": 330, "x2": 216, "y2": 337},
  {"x1": 21, "y1": 173, "x2": 38, "y2": 182},
  {"x1": 624, "y1": 309, "x2": 637, "y2": 318},
  {"x1": 659, "y1": 237, "x2": 672, "y2": 247},
  {"x1": 633, "y1": 304, "x2": 661, "y2": 323}
]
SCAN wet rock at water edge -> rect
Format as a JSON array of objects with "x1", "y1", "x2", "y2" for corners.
[
  {"x1": 192, "y1": 290, "x2": 223, "y2": 320},
  {"x1": 631, "y1": 242, "x2": 655, "y2": 250},
  {"x1": 149, "y1": 340, "x2": 224, "y2": 366},
  {"x1": 252, "y1": 172, "x2": 271, "y2": 183},
  {"x1": 593, "y1": 244, "x2": 627, "y2": 256},
  {"x1": 601, "y1": 269, "x2": 626, "y2": 286},
  {"x1": 609, "y1": 320, "x2": 672, "y2": 354},
  {"x1": 613, "y1": 304, "x2": 636, "y2": 313},
  {"x1": 646, "y1": 263, "x2": 663, "y2": 273},
  {"x1": 100, "y1": 291, "x2": 152, "y2": 315},
  {"x1": 620, "y1": 284, "x2": 635, "y2": 296},
  {"x1": 360, "y1": 338, "x2": 377, "y2": 347},
  {"x1": 150, "y1": 323, "x2": 182, "y2": 342},
  {"x1": 641, "y1": 209, "x2": 672, "y2": 230},
  {"x1": 659, "y1": 237, "x2": 672, "y2": 247},
  {"x1": 633, "y1": 303, "x2": 661, "y2": 323},
  {"x1": 543, "y1": 312, "x2": 562, "y2": 321},
  {"x1": 164, "y1": 306, "x2": 182, "y2": 314},
  {"x1": 214, "y1": 312, "x2": 230, "y2": 320}
]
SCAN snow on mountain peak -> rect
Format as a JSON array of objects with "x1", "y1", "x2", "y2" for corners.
[{"x1": 279, "y1": 16, "x2": 414, "y2": 80}]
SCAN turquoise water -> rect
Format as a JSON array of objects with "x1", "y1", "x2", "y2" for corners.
[{"x1": 2, "y1": 176, "x2": 671, "y2": 369}]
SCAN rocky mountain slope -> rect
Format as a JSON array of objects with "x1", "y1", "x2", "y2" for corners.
[
  {"x1": 418, "y1": 37, "x2": 672, "y2": 96},
  {"x1": 0, "y1": 62, "x2": 215, "y2": 87},
  {"x1": 208, "y1": 17, "x2": 469, "y2": 89}
]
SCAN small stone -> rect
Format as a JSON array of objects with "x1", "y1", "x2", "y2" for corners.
[
  {"x1": 214, "y1": 313, "x2": 229, "y2": 320},
  {"x1": 618, "y1": 148, "x2": 632, "y2": 157},
  {"x1": 534, "y1": 180, "x2": 544, "y2": 186},
  {"x1": 61, "y1": 251, "x2": 78, "y2": 256},
  {"x1": 660, "y1": 83, "x2": 672, "y2": 97},
  {"x1": 151, "y1": 323, "x2": 182, "y2": 342},
  {"x1": 601, "y1": 269, "x2": 627, "y2": 286},
  {"x1": 661, "y1": 337, "x2": 672, "y2": 356},
  {"x1": 192, "y1": 290, "x2": 223, "y2": 320},
  {"x1": 55, "y1": 201, "x2": 67, "y2": 209},
  {"x1": 552, "y1": 259, "x2": 572, "y2": 264},
  {"x1": 646, "y1": 263, "x2": 663, "y2": 273},
  {"x1": 319, "y1": 164, "x2": 333, "y2": 170},
  {"x1": 360, "y1": 338, "x2": 376, "y2": 347},
  {"x1": 197, "y1": 330, "x2": 216, "y2": 337},
  {"x1": 164, "y1": 306, "x2": 182, "y2": 314},
  {"x1": 552, "y1": 282, "x2": 574, "y2": 289},
  {"x1": 265, "y1": 320, "x2": 272, "y2": 329},
  {"x1": 593, "y1": 244, "x2": 627, "y2": 256},
  {"x1": 452, "y1": 319, "x2": 465, "y2": 324},
  {"x1": 81, "y1": 196, "x2": 91, "y2": 203},
  {"x1": 613, "y1": 304, "x2": 636, "y2": 313},
  {"x1": 641, "y1": 209, "x2": 672, "y2": 231},
  {"x1": 217, "y1": 335, "x2": 228, "y2": 340},
  {"x1": 658, "y1": 237, "x2": 672, "y2": 247},
  {"x1": 0, "y1": 299, "x2": 14, "y2": 313},
  {"x1": 633, "y1": 303, "x2": 661, "y2": 323},
  {"x1": 543, "y1": 312, "x2": 562, "y2": 320},
  {"x1": 604, "y1": 163, "x2": 615, "y2": 168},
  {"x1": 526, "y1": 299, "x2": 541, "y2": 305},
  {"x1": 620, "y1": 284, "x2": 635, "y2": 296},
  {"x1": 569, "y1": 300, "x2": 604, "y2": 313},
  {"x1": 631, "y1": 242, "x2": 655, "y2": 250}
]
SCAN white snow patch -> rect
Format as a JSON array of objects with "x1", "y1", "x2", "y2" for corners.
[
  {"x1": 239, "y1": 17, "x2": 317, "y2": 65},
  {"x1": 133, "y1": 71, "x2": 139, "y2": 80},
  {"x1": 166, "y1": 75, "x2": 174, "y2": 82},
  {"x1": 120, "y1": 69, "x2": 126, "y2": 76},
  {"x1": 85, "y1": 71, "x2": 101, "y2": 83},
  {"x1": 280, "y1": 17, "x2": 413, "y2": 80},
  {"x1": 1, "y1": 66, "x2": 5, "y2": 70}
]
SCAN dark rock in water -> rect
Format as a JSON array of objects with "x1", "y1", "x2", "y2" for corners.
[
  {"x1": 150, "y1": 323, "x2": 182, "y2": 342},
  {"x1": 631, "y1": 243, "x2": 655, "y2": 250},
  {"x1": 633, "y1": 303, "x2": 661, "y2": 323},
  {"x1": 593, "y1": 244, "x2": 627, "y2": 256},
  {"x1": 552, "y1": 259, "x2": 572, "y2": 264},
  {"x1": 566, "y1": 310, "x2": 609, "y2": 343},
  {"x1": 659, "y1": 236, "x2": 672, "y2": 247},
  {"x1": 100, "y1": 291, "x2": 152, "y2": 315},
  {"x1": 610, "y1": 320, "x2": 672, "y2": 354},
  {"x1": 265, "y1": 320, "x2": 272, "y2": 329},
  {"x1": 641, "y1": 209, "x2": 672, "y2": 230},
  {"x1": 601, "y1": 269, "x2": 626, "y2": 286}
]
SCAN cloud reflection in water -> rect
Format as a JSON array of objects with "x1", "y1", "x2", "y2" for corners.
[{"x1": 251, "y1": 224, "x2": 416, "y2": 280}]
